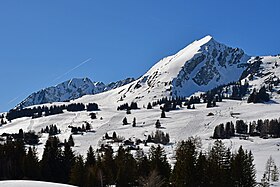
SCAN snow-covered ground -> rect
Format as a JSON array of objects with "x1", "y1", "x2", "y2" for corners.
[
  {"x1": 1, "y1": 36, "x2": 279, "y2": 185},
  {"x1": 0, "y1": 180, "x2": 76, "y2": 187},
  {"x1": 1, "y1": 98, "x2": 280, "y2": 183}
]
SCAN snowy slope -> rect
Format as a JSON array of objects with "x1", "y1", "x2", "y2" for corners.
[
  {"x1": 0, "y1": 180, "x2": 76, "y2": 187},
  {"x1": 80, "y1": 36, "x2": 249, "y2": 107},
  {"x1": 3, "y1": 99, "x2": 280, "y2": 182},
  {"x1": 18, "y1": 77, "x2": 134, "y2": 109},
  {"x1": 1, "y1": 36, "x2": 280, "y2": 184}
]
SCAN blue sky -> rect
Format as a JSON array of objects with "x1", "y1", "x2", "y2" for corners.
[{"x1": 0, "y1": 0, "x2": 279, "y2": 112}]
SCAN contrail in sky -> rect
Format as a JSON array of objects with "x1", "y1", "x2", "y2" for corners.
[
  {"x1": 52, "y1": 58, "x2": 92, "y2": 83},
  {"x1": 7, "y1": 96, "x2": 21, "y2": 105},
  {"x1": 1, "y1": 58, "x2": 92, "y2": 111}
]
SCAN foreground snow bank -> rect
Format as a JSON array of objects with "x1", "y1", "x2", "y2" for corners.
[{"x1": 0, "y1": 180, "x2": 76, "y2": 187}]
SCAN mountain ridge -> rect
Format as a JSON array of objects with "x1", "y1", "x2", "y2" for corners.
[
  {"x1": 17, "y1": 35, "x2": 279, "y2": 109},
  {"x1": 17, "y1": 77, "x2": 135, "y2": 109}
]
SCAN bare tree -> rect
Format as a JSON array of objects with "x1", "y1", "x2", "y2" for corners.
[{"x1": 139, "y1": 170, "x2": 165, "y2": 187}]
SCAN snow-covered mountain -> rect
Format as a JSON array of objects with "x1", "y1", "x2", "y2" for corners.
[
  {"x1": 1, "y1": 35, "x2": 280, "y2": 183},
  {"x1": 18, "y1": 77, "x2": 134, "y2": 108},
  {"x1": 18, "y1": 36, "x2": 253, "y2": 109},
  {"x1": 89, "y1": 35, "x2": 250, "y2": 106}
]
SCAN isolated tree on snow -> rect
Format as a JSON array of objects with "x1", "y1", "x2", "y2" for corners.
[
  {"x1": 147, "y1": 102, "x2": 153, "y2": 109},
  {"x1": 105, "y1": 132, "x2": 110, "y2": 139},
  {"x1": 155, "y1": 120, "x2": 161, "y2": 128},
  {"x1": 112, "y1": 131, "x2": 117, "y2": 139},
  {"x1": 123, "y1": 117, "x2": 128, "y2": 125},
  {"x1": 132, "y1": 117, "x2": 136, "y2": 127},
  {"x1": 161, "y1": 110, "x2": 166, "y2": 118}
]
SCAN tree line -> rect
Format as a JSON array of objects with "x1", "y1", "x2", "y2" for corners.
[
  {"x1": 0, "y1": 136, "x2": 256, "y2": 187},
  {"x1": 5, "y1": 102, "x2": 99, "y2": 121},
  {"x1": 213, "y1": 118, "x2": 280, "y2": 139}
]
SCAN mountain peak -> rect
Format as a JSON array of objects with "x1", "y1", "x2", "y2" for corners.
[
  {"x1": 196, "y1": 35, "x2": 213, "y2": 44},
  {"x1": 112, "y1": 35, "x2": 250, "y2": 104}
]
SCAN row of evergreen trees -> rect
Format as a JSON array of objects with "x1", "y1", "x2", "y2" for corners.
[
  {"x1": 172, "y1": 139, "x2": 256, "y2": 187},
  {"x1": 146, "y1": 130, "x2": 170, "y2": 145},
  {"x1": 117, "y1": 102, "x2": 139, "y2": 111},
  {"x1": 69, "y1": 122, "x2": 92, "y2": 134},
  {"x1": 5, "y1": 102, "x2": 99, "y2": 121},
  {"x1": 1, "y1": 129, "x2": 39, "y2": 145},
  {"x1": 213, "y1": 118, "x2": 280, "y2": 139},
  {"x1": 148, "y1": 96, "x2": 199, "y2": 112},
  {"x1": 247, "y1": 86, "x2": 270, "y2": 103},
  {"x1": 150, "y1": 96, "x2": 200, "y2": 109},
  {"x1": 40, "y1": 124, "x2": 61, "y2": 136},
  {"x1": 0, "y1": 136, "x2": 256, "y2": 187},
  {"x1": 205, "y1": 80, "x2": 249, "y2": 101}
]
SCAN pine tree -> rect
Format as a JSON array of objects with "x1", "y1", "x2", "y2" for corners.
[
  {"x1": 231, "y1": 146, "x2": 256, "y2": 187},
  {"x1": 90, "y1": 113, "x2": 97, "y2": 119},
  {"x1": 62, "y1": 143, "x2": 75, "y2": 183},
  {"x1": 85, "y1": 122, "x2": 91, "y2": 131},
  {"x1": 208, "y1": 140, "x2": 228, "y2": 186},
  {"x1": 85, "y1": 146, "x2": 96, "y2": 167},
  {"x1": 133, "y1": 117, "x2": 136, "y2": 127},
  {"x1": 40, "y1": 136, "x2": 64, "y2": 182},
  {"x1": 115, "y1": 146, "x2": 137, "y2": 186},
  {"x1": 195, "y1": 152, "x2": 209, "y2": 187},
  {"x1": 135, "y1": 149, "x2": 150, "y2": 179},
  {"x1": 207, "y1": 100, "x2": 212, "y2": 108},
  {"x1": 101, "y1": 146, "x2": 116, "y2": 185},
  {"x1": 112, "y1": 131, "x2": 117, "y2": 140},
  {"x1": 123, "y1": 117, "x2": 128, "y2": 125},
  {"x1": 0, "y1": 118, "x2": 4, "y2": 125},
  {"x1": 23, "y1": 147, "x2": 40, "y2": 180},
  {"x1": 69, "y1": 155, "x2": 85, "y2": 186},
  {"x1": 105, "y1": 132, "x2": 110, "y2": 139},
  {"x1": 171, "y1": 139, "x2": 197, "y2": 186},
  {"x1": 68, "y1": 135, "x2": 75, "y2": 147},
  {"x1": 149, "y1": 145, "x2": 171, "y2": 185},
  {"x1": 84, "y1": 146, "x2": 98, "y2": 187},
  {"x1": 155, "y1": 120, "x2": 161, "y2": 128},
  {"x1": 161, "y1": 110, "x2": 166, "y2": 118},
  {"x1": 147, "y1": 102, "x2": 153, "y2": 109},
  {"x1": 213, "y1": 100, "x2": 216, "y2": 107}
]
